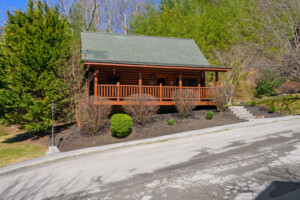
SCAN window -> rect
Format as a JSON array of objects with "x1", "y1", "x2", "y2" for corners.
[
  {"x1": 176, "y1": 78, "x2": 198, "y2": 86},
  {"x1": 108, "y1": 76, "x2": 120, "y2": 84}
]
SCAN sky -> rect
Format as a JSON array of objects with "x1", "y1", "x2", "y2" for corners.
[
  {"x1": 1, "y1": 0, "x2": 28, "y2": 12},
  {"x1": 0, "y1": 0, "x2": 58, "y2": 25}
]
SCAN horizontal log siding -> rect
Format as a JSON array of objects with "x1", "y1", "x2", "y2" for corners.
[{"x1": 95, "y1": 67, "x2": 205, "y2": 86}]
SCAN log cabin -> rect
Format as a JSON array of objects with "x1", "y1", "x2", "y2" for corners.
[{"x1": 81, "y1": 32, "x2": 231, "y2": 106}]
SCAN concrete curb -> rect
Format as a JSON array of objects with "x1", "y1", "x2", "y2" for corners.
[{"x1": 0, "y1": 115, "x2": 299, "y2": 176}]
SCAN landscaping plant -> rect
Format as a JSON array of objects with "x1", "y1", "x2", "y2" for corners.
[
  {"x1": 206, "y1": 111, "x2": 214, "y2": 119},
  {"x1": 168, "y1": 119, "x2": 175, "y2": 125},
  {"x1": 255, "y1": 69, "x2": 285, "y2": 98},
  {"x1": 211, "y1": 86, "x2": 235, "y2": 111},
  {"x1": 110, "y1": 114, "x2": 133, "y2": 138},
  {"x1": 123, "y1": 94, "x2": 159, "y2": 125},
  {"x1": 250, "y1": 100, "x2": 257, "y2": 106},
  {"x1": 78, "y1": 97, "x2": 112, "y2": 134},
  {"x1": 269, "y1": 102, "x2": 276, "y2": 113},
  {"x1": 173, "y1": 89, "x2": 198, "y2": 117}
]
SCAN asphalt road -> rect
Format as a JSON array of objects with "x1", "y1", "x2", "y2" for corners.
[{"x1": 0, "y1": 118, "x2": 300, "y2": 200}]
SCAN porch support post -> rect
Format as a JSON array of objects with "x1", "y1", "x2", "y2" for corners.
[
  {"x1": 139, "y1": 70, "x2": 142, "y2": 95},
  {"x1": 94, "y1": 70, "x2": 99, "y2": 97},
  {"x1": 215, "y1": 71, "x2": 219, "y2": 87},
  {"x1": 117, "y1": 82, "x2": 120, "y2": 102},
  {"x1": 159, "y1": 83, "x2": 162, "y2": 102},
  {"x1": 179, "y1": 71, "x2": 182, "y2": 97},
  {"x1": 215, "y1": 71, "x2": 219, "y2": 98},
  {"x1": 198, "y1": 83, "x2": 201, "y2": 103}
]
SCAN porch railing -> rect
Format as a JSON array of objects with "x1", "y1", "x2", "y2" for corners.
[{"x1": 96, "y1": 83, "x2": 214, "y2": 102}]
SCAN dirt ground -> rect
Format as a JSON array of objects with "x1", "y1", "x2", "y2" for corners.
[
  {"x1": 245, "y1": 105, "x2": 285, "y2": 118},
  {"x1": 49, "y1": 108, "x2": 245, "y2": 152}
]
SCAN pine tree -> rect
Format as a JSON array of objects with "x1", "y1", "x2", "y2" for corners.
[{"x1": 0, "y1": 0, "x2": 70, "y2": 131}]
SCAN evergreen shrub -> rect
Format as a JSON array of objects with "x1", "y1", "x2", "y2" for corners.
[
  {"x1": 110, "y1": 114, "x2": 133, "y2": 138},
  {"x1": 206, "y1": 111, "x2": 214, "y2": 119}
]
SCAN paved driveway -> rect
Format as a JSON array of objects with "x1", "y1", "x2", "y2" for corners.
[{"x1": 0, "y1": 118, "x2": 300, "y2": 200}]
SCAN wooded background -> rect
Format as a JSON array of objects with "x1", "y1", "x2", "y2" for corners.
[{"x1": 0, "y1": 0, "x2": 299, "y2": 131}]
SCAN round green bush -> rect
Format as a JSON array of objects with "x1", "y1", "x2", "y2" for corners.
[
  {"x1": 110, "y1": 114, "x2": 133, "y2": 138},
  {"x1": 206, "y1": 111, "x2": 214, "y2": 119},
  {"x1": 250, "y1": 100, "x2": 257, "y2": 106},
  {"x1": 168, "y1": 119, "x2": 175, "y2": 126}
]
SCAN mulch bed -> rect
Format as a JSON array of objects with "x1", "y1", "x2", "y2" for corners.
[
  {"x1": 54, "y1": 109, "x2": 245, "y2": 152},
  {"x1": 245, "y1": 105, "x2": 284, "y2": 118},
  {"x1": 15, "y1": 105, "x2": 284, "y2": 152}
]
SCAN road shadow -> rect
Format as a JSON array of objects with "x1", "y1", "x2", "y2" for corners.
[{"x1": 255, "y1": 181, "x2": 300, "y2": 200}]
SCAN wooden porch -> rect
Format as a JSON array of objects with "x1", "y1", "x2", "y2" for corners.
[
  {"x1": 85, "y1": 62, "x2": 228, "y2": 106},
  {"x1": 94, "y1": 84, "x2": 215, "y2": 105}
]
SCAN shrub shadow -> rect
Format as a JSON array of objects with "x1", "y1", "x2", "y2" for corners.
[{"x1": 2, "y1": 122, "x2": 75, "y2": 144}]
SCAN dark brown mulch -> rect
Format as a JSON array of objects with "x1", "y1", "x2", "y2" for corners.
[
  {"x1": 245, "y1": 105, "x2": 285, "y2": 118},
  {"x1": 52, "y1": 109, "x2": 245, "y2": 152}
]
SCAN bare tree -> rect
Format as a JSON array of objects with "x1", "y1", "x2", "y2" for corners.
[
  {"x1": 214, "y1": 45, "x2": 253, "y2": 103},
  {"x1": 253, "y1": 0, "x2": 300, "y2": 81},
  {"x1": 58, "y1": 0, "x2": 98, "y2": 32},
  {"x1": 54, "y1": 42, "x2": 85, "y2": 123},
  {"x1": 58, "y1": 0, "x2": 145, "y2": 34},
  {"x1": 78, "y1": 96, "x2": 111, "y2": 134},
  {"x1": 123, "y1": 94, "x2": 159, "y2": 125},
  {"x1": 173, "y1": 89, "x2": 198, "y2": 117}
]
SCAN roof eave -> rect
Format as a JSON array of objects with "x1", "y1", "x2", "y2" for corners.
[{"x1": 83, "y1": 60, "x2": 231, "y2": 71}]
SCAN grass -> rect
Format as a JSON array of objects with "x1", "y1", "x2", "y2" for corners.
[
  {"x1": 0, "y1": 144, "x2": 45, "y2": 167},
  {"x1": 0, "y1": 124, "x2": 47, "y2": 167}
]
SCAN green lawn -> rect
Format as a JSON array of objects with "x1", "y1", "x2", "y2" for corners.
[{"x1": 0, "y1": 125, "x2": 46, "y2": 167}]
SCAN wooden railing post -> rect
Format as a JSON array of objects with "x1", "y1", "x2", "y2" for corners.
[
  {"x1": 117, "y1": 82, "x2": 120, "y2": 102},
  {"x1": 94, "y1": 70, "x2": 98, "y2": 96},
  {"x1": 159, "y1": 83, "x2": 162, "y2": 102},
  {"x1": 215, "y1": 71, "x2": 219, "y2": 97},
  {"x1": 139, "y1": 70, "x2": 142, "y2": 95},
  {"x1": 179, "y1": 71, "x2": 182, "y2": 98},
  {"x1": 198, "y1": 83, "x2": 201, "y2": 103}
]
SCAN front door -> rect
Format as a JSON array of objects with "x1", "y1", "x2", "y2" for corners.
[
  {"x1": 157, "y1": 74, "x2": 168, "y2": 86},
  {"x1": 157, "y1": 78, "x2": 166, "y2": 86}
]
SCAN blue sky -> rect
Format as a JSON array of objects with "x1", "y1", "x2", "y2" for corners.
[
  {"x1": 1, "y1": 0, "x2": 29, "y2": 11},
  {"x1": 0, "y1": 0, "x2": 58, "y2": 25}
]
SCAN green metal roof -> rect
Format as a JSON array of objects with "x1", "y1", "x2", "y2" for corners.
[{"x1": 81, "y1": 32, "x2": 211, "y2": 67}]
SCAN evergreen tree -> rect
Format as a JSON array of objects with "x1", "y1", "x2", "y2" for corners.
[
  {"x1": 0, "y1": 0, "x2": 70, "y2": 131},
  {"x1": 130, "y1": 0, "x2": 257, "y2": 64}
]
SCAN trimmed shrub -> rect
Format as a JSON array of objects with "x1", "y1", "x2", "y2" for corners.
[
  {"x1": 123, "y1": 94, "x2": 159, "y2": 125},
  {"x1": 173, "y1": 89, "x2": 198, "y2": 117},
  {"x1": 110, "y1": 114, "x2": 133, "y2": 138},
  {"x1": 269, "y1": 103, "x2": 276, "y2": 113},
  {"x1": 250, "y1": 100, "x2": 257, "y2": 106},
  {"x1": 206, "y1": 111, "x2": 214, "y2": 119},
  {"x1": 78, "y1": 97, "x2": 112, "y2": 134},
  {"x1": 168, "y1": 119, "x2": 175, "y2": 125}
]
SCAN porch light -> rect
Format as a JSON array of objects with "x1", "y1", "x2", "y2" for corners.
[
  {"x1": 151, "y1": 74, "x2": 154, "y2": 79},
  {"x1": 170, "y1": 80, "x2": 174, "y2": 86},
  {"x1": 149, "y1": 80, "x2": 154, "y2": 85},
  {"x1": 113, "y1": 68, "x2": 116, "y2": 75}
]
